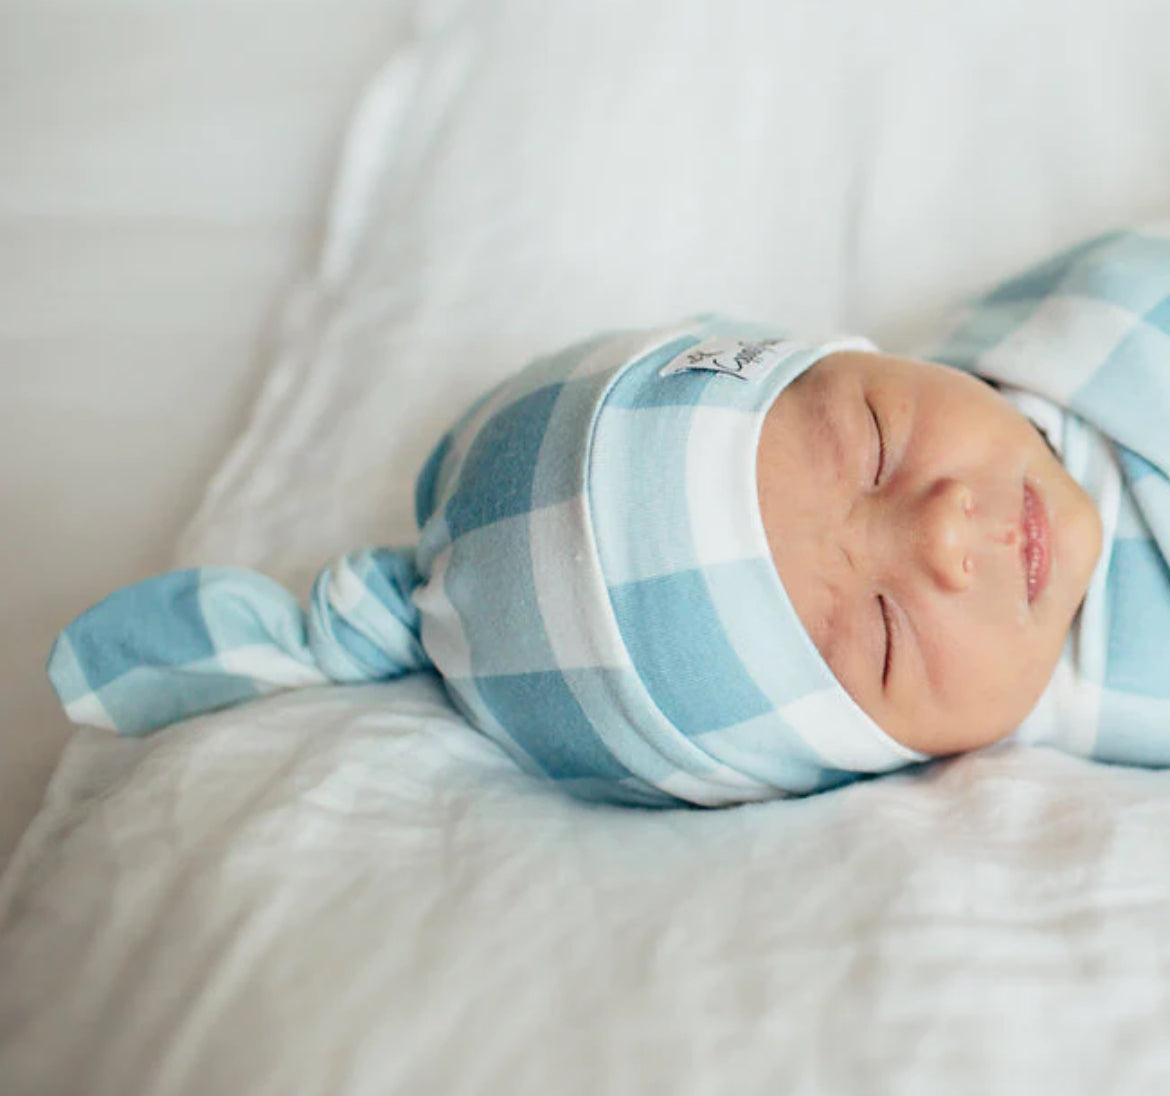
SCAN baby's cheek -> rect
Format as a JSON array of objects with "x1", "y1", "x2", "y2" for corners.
[
  {"x1": 997, "y1": 633, "x2": 1061, "y2": 734},
  {"x1": 930, "y1": 627, "x2": 1045, "y2": 751}
]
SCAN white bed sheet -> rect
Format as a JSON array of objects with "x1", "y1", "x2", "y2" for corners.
[
  {"x1": 7, "y1": 1, "x2": 1170, "y2": 1092},
  {"x1": 6, "y1": 679, "x2": 1170, "y2": 1095}
]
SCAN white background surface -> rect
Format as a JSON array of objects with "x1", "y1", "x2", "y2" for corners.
[{"x1": 0, "y1": 0, "x2": 409, "y2": 867}]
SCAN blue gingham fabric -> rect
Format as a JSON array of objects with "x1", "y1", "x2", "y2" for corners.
[
  {"x1": 926, "y1": 224, "x2": 1170, "y2": 768},
  {"x1": 48, "y1": 315, "x2": 927, "y2": 807},
  {"x1": 45, "y1": 550, "x2": 430, "y2": 736}
]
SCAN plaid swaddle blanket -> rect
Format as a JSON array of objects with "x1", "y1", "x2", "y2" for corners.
[
  {"x1": 930, "y1": 225, "x2": 1170, "y2": 766},
  {"x1": 49, "y1": 318, "x2": 923, "y2": 807}
]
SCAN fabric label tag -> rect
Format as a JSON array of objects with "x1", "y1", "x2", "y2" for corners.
[{"x1": 658, "y1": 335, "x2": 795, "y2": 382}]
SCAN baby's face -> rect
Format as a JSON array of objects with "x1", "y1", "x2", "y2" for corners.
[{"x1": 756, "y1": 350, "x2": 1103, "y2": 756}]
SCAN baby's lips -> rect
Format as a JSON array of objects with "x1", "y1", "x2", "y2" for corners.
[{"x1": 1022, "y1": 481, "x2": 1051, "y2": 605}]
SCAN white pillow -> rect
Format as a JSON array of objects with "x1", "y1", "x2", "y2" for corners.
[{"x1": 177, "y1": 0, "x2": 1170, "y2": 591}]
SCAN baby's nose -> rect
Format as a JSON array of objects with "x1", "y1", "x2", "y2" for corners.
[{"x1": 917, "y1": 478, "x2": 976, "y2": 591}]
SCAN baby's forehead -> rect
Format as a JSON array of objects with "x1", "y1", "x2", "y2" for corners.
[
  {"x1": 800, "y1": 348, "x2": 1001, "y2": 407},
  {"x1": 813, "y1": 347, "x2": 973, "y2": 377}
]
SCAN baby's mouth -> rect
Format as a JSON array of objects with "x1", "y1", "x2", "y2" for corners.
[{"x1": 1022, "y1": 482, "x2": 1050, "y2": 604}]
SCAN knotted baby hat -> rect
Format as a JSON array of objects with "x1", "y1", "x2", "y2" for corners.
[{"x1": 48, "y1": 316, "x2": 927, "y2": 806}]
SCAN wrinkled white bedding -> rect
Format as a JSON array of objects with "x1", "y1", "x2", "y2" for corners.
[
  {"x1": 6, "y1": 680, "x2": 1170, "y2": 1094},
  {"x1": 7, "y1": 0, "x2": 1170, "y2": 1092}
]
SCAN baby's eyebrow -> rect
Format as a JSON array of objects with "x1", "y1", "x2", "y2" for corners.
[{"x1": 805, "y1": 382, "x2": 850, "y2": 480}]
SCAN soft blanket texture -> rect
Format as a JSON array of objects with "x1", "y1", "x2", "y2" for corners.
[{"x1": 5, "y1": 681, "x2": 1170, "y2": 1094}]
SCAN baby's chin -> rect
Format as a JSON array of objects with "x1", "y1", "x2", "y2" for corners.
[
  {"x1": 875, "y1": 667, "x2": 1055, "y2": 758},
  {"x1": 882, "y1": 717, "x2": 1019, "y2": 758}
]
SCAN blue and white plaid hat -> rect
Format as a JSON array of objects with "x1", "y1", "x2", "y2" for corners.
[
  {"x1": 48, "y1": 316, "x2": 928, "y2": 807},
  {"x1": 398, "y1": 315, "x2": 928, "y2": 804}
]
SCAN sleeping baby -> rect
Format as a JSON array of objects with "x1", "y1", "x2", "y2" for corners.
[{"x1": 46, "y1": 226, "x2": 1170, "y2": 806}]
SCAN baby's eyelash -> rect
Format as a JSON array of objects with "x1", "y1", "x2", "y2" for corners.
[
  {"x1": 868, "y1": 401, "x2": 887, "y2": 485},
  {"x1": 878, "y1": 594, "x2": 893, "y2": 687}
]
